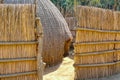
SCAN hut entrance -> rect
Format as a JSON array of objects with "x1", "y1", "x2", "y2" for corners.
[{"x1": 0, "y1": 4, "x2": 43, "y2": 80}]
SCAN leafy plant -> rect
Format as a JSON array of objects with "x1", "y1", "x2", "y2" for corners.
[{"x1": 50, "y1": 0, "x2": 120, "y2": 17}]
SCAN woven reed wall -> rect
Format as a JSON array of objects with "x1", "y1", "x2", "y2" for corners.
[
  {"x1": 2, "y1": 0, "x2": 73, "y2": 67},
  {"x1": 0, "y1": 4, "x2": 43, "y2": 80},
  {"x1": 77, "y1": 6, "x2": 115, "y2": 30},
  {"x1": 74, "y1": 6, "x2": 120, "y2": 80}
]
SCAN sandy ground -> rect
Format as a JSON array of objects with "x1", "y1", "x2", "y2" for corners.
[
  {"x1": 43, "y1": 56, "x2": 74, "y2": 80},
  {"x1": 43, "y1": 56, "x2": 120, "y2": 80}
]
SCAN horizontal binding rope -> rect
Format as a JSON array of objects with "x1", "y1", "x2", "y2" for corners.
[
  {"x1": 0, "y1": 57, "x2": 36, "y2": 62},
  {"x1": 74, "y1": 49, "x2": 120, "y2": 55},
  {"x1": 0, "y1": 41, "x2": 38, "y2": 45},
  {"x1": 74, "y1": 41, "x2": 120, "y2": 45},
  {"x1": 74, "y1": 61, "x2": 120, "y2": 67},
  {"x1": 0, "y1": 71, "x2": 37, "y2": 78},
  {"x1": 74, "y1": 27, "x2": 120, "y2": 33}
]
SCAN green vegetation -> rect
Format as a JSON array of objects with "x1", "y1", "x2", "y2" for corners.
[
  {"x1": 51, "y1": 0, "x2": 74, "y2": 17},
  {"x1": 78, "y1": 0, "x2": 120, "y2": 10},
  {"x1": 51, "y1": 0, "x2": 120, "y2": 17}
]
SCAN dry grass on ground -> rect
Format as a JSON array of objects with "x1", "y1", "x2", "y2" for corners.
[
  {"x1": 43, "y1": 56, "x2": 120, "y2": 80},
  {"x1": 43, "y1": 56, "x2": 74, "y2": 80}
]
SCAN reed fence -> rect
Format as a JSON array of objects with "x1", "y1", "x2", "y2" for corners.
[
  {"x1": 0, "y1": 4, "x2": 43, "y2": 80},
  {"x1": 74, "y1": 6, "x2": 120, "y2": 80}
]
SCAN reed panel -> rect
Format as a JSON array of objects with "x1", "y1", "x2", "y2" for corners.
[
  {"x1": 74, "y1": 43, "x2": 114, "y2": 53},
  {"x1": 115, "y1": 62, "x2": 120, "y2": 74},
  {"x1": 0, "y1": 44, "x2": 37, "y2": 59},
  {"x1": 74, "y1": 52, "x2": 114, "y2": 65},
  {"x1": 75, "y1": 29, "x2": 116, "y2": 43},
  {"x1": 74, "y1": 64, "x2": 114, "y2": 80},
  {"x1": 1, "y1": 74, "x2": 38, "y2": 80},
  {"x1": 0, "y1": 4, "x2": 43, "y2": 80},
  {"x1": 0, "y1": 4, "x2": 35, "y2": 41},
  {"x1": 0, "y1": 61, "x2": 37, "y2": 74},
  {"x1": 77, "y1": 6, "x2": 114, "y2": 30},
  {"x1": 74, "y1": 5, "x2": 120, "y2": 80}
]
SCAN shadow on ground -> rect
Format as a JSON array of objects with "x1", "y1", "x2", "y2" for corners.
[{"x1": 43, "y1": 63, "x2": 61, "y2": 75}]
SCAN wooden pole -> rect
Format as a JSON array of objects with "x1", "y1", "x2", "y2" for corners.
[
  {"x1": 74, "y1": 0, "x2": 77, "y2": 16},
  {"x1": 35, "y1": 17, "x2": 43, "y2": 80}
]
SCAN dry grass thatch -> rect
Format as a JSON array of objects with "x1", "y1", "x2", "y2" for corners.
[
  {"x1": 74, "y1": 61, "x2": 120, "y2": 80},
  {"x1": 74, "y1": 64, "x2": 114, "y2": 80},
  {"x1": 76, "y1": 6, "x2": 120, "y2": 31},
  {"x1": 77, "y1": 6, "x2": 115, "y2": 30},
  {"x1": 65, "y1": 17, "x2": 77, "y2": 42},
  {"x1": 74, "y1": 6, "x2": 120, "y2": 80},
  {"x1": 0, "y1": 4, "x2": 43, "y2": 80},
  {"x1": 65, "y1": 17, "x2": 77, "y2": 30},
  {"x1": 36, "y1": 0, "x2": 72, "y2": 66},
  {"x1": 75, "y1": 29, "x2": 116, "y2": 43},
  {"x1": 74, "y1": 32, "x2": 120, "y2": 79},
  {"x1": 2, "y1": 0, "x2": 73, "y2": 67},
  {"x1": 74, "y1": 43, "x2": 115, "y2": 53}
]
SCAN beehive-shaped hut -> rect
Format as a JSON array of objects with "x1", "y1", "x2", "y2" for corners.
[
  {"x1": 0, "y1": 4, "x2": 43, "y2": 80},
  {"x1": 74, "y1": 6, "x2": 120, "y2": 80},
  {"x1": 2, "y1": 0, "x2": 73, "y2": 66}
]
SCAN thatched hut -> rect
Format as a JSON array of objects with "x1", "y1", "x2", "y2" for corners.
[
  {"x1": 2, "y1": 0, "x2": 73, "y2": 66},
  {"x1": 0, "y1": 4, "x2": 43, "y2": 80}
]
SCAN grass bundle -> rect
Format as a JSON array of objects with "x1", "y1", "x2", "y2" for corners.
[
  {"x1": 114, "y1": 11, "x2": 120, "y2": 30},
  {"x1": 114, "y1": 12, "x2": 120, "y2": 75},
  {"x1": 116, "y1": 33, "x2": 120, "y2": 41},
  {"x1": 115, "y1": 62, "x2": 120, "y2": 74},
  {"x1": 74, "y1": 64, "x2": 114, "y2": 80},
  {"x1": 36, "y1": 0, "x2": 72, "y2": 66},
  {"x1": 75, "y1": 29, "x2": 116, "y2": 43},
  {"x1": 0, "y1": 4, "x2": 35, "y2": 41},
  {"x1": 115, "y1": 51, "x2": 120, "y2": 61},
  {"x1": 65, "y1": 17, "x2": 76, "y2": 42},
  {"x1": 74, "y1": 6, "x2": 120, "y2": 80},
  {"x1": 74, "y1": 31, "x2": 119, "y2": 79},
  {"x1": 0, "y1": 4, "x2": 43, "y2": 80},
  {"x1": 74, "y1": 29, "x2": 120, "y2": 80},
  {"x1": 74, "y1": 52, "x2": 114, "y2": 65},
  {"x1": 65, "y1": 17, "x2": 77, "y2": 30},
  {"x1": 65, "y1": 17, "x2": 77, "y2": 43},
  {"x1": 77, "y1": 6, "x2": 120, "y2": 31},
  {"x1": 77, "y1": 6, "x2": 114, "y2": 30},
  {"x1": 115, "y1": 43, "x2": 120, "y2": 50},
  {"x1": 74, "y1": 61, "x2": 120, "y2": 80},
  {"x1": 1, "y1": 74, "x2": 38, "y2": 80},
  {"x1": 74, "y1": 43, "x2": 114, "y2": 53},
  {"x1": 2, "y1": 0, "x2": 73, "y2": 66}
]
